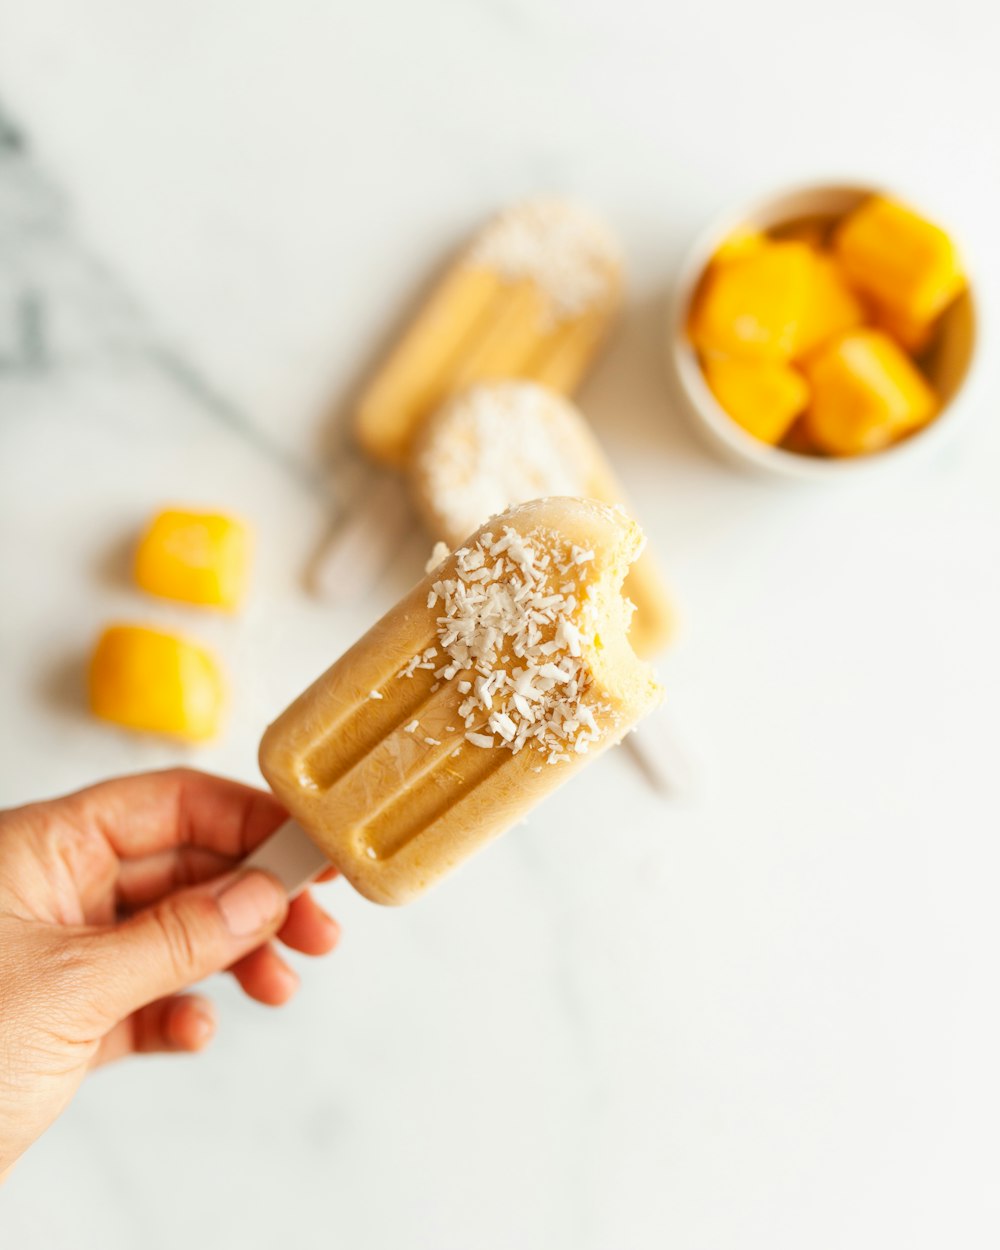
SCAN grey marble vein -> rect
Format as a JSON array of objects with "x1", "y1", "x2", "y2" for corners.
[{"x1": 0, "y1": 100, "x2": 327, "y2": 499}]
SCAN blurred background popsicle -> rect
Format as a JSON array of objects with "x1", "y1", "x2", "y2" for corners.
[
  {"x1": 314, "y1": 197, "x2": 624, "y2": 605},
  {"x1": 355, "y1": 198, "x2": 623, "y2": 468}
]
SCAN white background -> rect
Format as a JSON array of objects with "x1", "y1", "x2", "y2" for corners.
[{"x1": 1, "y1": 1, "x2": 999, "y2": 1246}]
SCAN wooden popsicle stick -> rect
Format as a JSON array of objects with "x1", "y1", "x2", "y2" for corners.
[
  {"x1": 624, "y1": 706, "x2": 696, "y2": 798},
  {"x1": 308, "y1": 473, "x2": 412, "y2": 604},
  {"x1": 243, "y1": 819, "x2": 331, "y2": 897}
]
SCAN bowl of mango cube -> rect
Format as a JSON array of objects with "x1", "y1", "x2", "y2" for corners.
[{"x1": 671, "y1": 184, "x2": 976, "y2": 477}]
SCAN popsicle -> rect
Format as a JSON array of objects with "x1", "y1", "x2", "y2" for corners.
[
  {"x1": 409, "y1": 381, "x2": 673, "y2": 659},
  {"x1": 258, "y1": 497, "x2": 661, "y2": 905},
  {"x1": 354, "y1": 199, "x2": 623, "y2": 468}
]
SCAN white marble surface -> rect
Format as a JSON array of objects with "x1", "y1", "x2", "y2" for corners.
[{"x1": 2, "y1": 1, "x2": 1000, "y2": 1246}]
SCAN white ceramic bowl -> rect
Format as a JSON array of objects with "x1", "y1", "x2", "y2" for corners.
[{"x1": 667, "y1": 183, "x2": 979, "y2": 479}]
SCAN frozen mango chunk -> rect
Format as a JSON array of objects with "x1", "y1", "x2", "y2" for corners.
[
  {"x1": 689, "y1": 241, "x2": 813, "y2": 361},
  {"x1": 711, "y1": 227, "x2": 767, "y2": 265},
  {"x1": 802, "y1": 329, "x2": 937, "y2": 456},
  {"x1": 703, "y1": 356, "x2": 809, "y2": 445},
  {"x1": 135, "y1": 508, "x2": 251, "y2": 610},
  {"x1": 793, "y1": 252, "x2": 866, "y2": 359},
  {"x1": 835, "y1": 196, "x2": 965, "y2": 324},
  {"x1": 89, "y1": 624, "x2": 224, "y2": 742}
]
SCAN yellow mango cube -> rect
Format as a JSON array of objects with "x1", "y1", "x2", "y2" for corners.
[
  {"x1": 689, "y1": 241, "x2": 813, "y2": 361},
  {"x1": 89, "y1": 624, "x2": 224, "y2": 742},
  {"x1": 711, "y1": 227, "x2": 767, "y2": 265},
  {"x1": 703, "y1": 356, "x2": 809, "y2": 445},
  {"x1": 792, "y1": 252, "x2": 866, "y2": 359},
  {"x1": 135, "y1": 508, "x2": 251, "y2": 610},
  {"x1": 835, "y1": 196, "x2": 965, "y2": 324},
  {"x1": 802, "y1": 329, "x2": 937, "y2": 456}
]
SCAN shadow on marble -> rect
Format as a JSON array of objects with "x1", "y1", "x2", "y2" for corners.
[
  {"x1": 311, "y1": 241, "x2": 456, "y2": 471},
  {"x1": 302, "y1": 479, "x2": 425, "y2": 609},
  {"x1": 92, "y1": 529, "x2": 137, "y2": 594},
  {"x1": 303, "y1": 244, "x2": 455, "y2": 605},
  {"x1": 581, "y1": 290, "x2": 723, "y2": 475},
  {"x1": 38, "y1": 650, "x2": 89, "y2": 720}
]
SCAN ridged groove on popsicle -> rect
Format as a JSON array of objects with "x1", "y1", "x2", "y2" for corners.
[
  {"x1": 355, "y1": 266, "x2": 501, "y2": 465},
  {"x1": 300, "y1": 666, "x2": 441, "y2": 790},
  {"x1": 353, "y1": 736, "x2": 507, "y2": 862},
  {"x1": 523, "y1": 300, "x2": 618, "y2": 394},
  {"x1": 444, "y1": 280, "x2": 550, "y2": 394}
]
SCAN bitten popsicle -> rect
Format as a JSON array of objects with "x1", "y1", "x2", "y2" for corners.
[
  {"x1": 258, "y1": 497, "x2": 661, "y2": 905},
  {"x1": 354, "y1": 199, "x2": 623, "y2": 468},
  {"x1": 409, "y1": 381, "x2": 674, "y2": 659}
]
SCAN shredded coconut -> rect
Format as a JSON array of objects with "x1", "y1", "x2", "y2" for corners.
[
  {"x1": 397, "y1": 523, "x2": 617, "y2": 763},
  {"x1": 468, "y1": 199, "x2": 620, "y2": 324},
  {"x1": 415, "y1": 382, "x2": 594, "y2": 545},
  {"x1": 368, "y1": 689, "x2": 383, "y2": 700},
  {"x1": 425, "y1": 540, "x2": 450, "y2": 574}
]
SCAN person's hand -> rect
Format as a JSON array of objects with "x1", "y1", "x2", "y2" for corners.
[{"x1": 0, "y1": 768, "x2": 339, "y2": 1172}]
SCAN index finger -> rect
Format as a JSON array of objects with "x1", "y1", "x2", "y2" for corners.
[{"x1": 66, "y1": 768, "x2": 288, "y2": 861}]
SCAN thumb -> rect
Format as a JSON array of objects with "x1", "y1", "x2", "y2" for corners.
[{"x1": 82, "y1": 870, "x2": 289, "y2": 1025}]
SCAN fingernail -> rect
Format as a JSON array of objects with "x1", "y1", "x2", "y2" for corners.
[
  {"x1": 278, "y1": 966, "x2": 300, "y2": 994},
  {"x1": 189, "y1": 1005, "x2": 217, "y2": 1049},
  {"x1": 217, "y1": 871, "x2": 286, "y2": 937}
]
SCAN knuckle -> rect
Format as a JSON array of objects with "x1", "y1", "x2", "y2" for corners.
[{"x1": 147, "y1": 901, "x2": 205, "y2": 983}]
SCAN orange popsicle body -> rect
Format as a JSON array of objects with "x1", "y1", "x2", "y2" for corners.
[{"x1": 259, "y1": 498, "x2": 661, "y2": 904}]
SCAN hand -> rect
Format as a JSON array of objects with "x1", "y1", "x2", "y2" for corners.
[{"x1": 0, "y1": 768, "x2": 340, "y2": 1172}]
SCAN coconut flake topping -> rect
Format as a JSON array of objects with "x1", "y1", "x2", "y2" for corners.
[
  {"x1": 468, "y1": 199, "x2": 620, "y2": 324},
  {"x1": 400, "y1": 524, "x2": 616, "y2": 762},
  {"x1": 415, "y1": 382, "x2": 594, "y2": 545}
]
